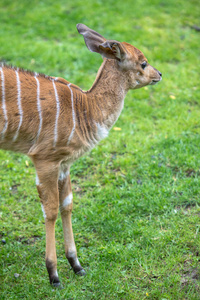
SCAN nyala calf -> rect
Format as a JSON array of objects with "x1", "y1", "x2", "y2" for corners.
[{"x1": 0, "y1": 24, "x2": 162, "y2": 286}]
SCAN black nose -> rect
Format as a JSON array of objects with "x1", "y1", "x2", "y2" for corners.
[{"x1": 158, "y1": 71, "x2": 162, "y2": 77}]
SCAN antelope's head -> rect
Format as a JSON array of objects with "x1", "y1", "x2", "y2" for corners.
[{"x1": 77, "y1": 23, "x2": 162, "y2": 90}]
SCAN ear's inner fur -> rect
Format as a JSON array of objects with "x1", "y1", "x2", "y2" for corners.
[{"x1": 76, "y1": 23, "x2": 106, "y2": 53}]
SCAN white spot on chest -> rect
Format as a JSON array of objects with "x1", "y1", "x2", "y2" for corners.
[
  {"x1": 36, "y1": 173, "x2": 40, "y2": 185},
  {"x1": 96, "y1": 123, "x2": 109, "y2": 140}
]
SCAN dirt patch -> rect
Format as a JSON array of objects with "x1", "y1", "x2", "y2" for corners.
[
  {"x1": 10, "y1": 183, "x2": 21, "y2": 194},
  {"x1": 16, "y1": 235, "x2": 41, "y2": 244},
  {"x1": 185, "y1": 168, "x2": 200, "y2": 178},
  {"x1": 181, "y1": 261, "x2": 200, "y2": 290}
]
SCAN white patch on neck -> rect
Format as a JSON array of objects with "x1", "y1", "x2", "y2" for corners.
[{"x1": 102, "y1": 97, "x2": 125, "y2": 130}]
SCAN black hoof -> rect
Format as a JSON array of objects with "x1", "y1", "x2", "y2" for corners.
[
  {"x1": 52, "y1": 281, "x2": 61, "y2": 288},
  {"x1": 52, "y1": 281, "x2": 64, "y2": 289},
  {"x1": 75, "y1": 268, "x2": 86, "y2": 276},
  {"x1": 50, "y1": 276, "x2": 61, "y2": 287}
]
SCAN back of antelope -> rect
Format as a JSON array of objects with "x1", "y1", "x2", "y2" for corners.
[{"x1": 0, "y1": 24, "x2": 162, "y2": 286}]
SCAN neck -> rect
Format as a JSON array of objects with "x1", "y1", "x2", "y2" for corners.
[{"x1": 86, "y1": 59, "x2": 128, "y2": 129}]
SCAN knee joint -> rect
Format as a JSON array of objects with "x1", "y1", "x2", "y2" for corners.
[
  {"x1": 60, "y1": 202, "x2": 73, "y2": 213},
  {"x1": 41, "y1": 204, "x2": 59, "y2": 221}
]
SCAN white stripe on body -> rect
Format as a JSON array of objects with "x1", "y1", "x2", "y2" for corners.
[
  {"x1": 13, "y1": 70, "x2": 23, "y2": 141},
  {"x1": 34, "y1": 73, "x2": 42, "y2": 140},
  {"x1": 52, "y1": 80, "x2": 60, "y2": 147},
  {"x1": 67, "y1": 83, "x2": 76, "y2": 145},
  {"x1": 0, "y1": 67, "x2": 8, "y2": 139}
]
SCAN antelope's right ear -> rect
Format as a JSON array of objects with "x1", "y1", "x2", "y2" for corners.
[
  {"x1": 77, "y1": 24, "x2": 128, "y2": 61},
  {"x1": 77, "y1": 23, "x2": 106, "y2": 53}
]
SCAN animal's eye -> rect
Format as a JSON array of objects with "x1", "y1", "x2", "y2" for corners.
[{"x1": 141, "y1": 61, "x2": 147, "y2": 69}]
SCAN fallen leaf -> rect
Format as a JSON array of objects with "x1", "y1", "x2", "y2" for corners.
[{"x1": 113, "y1": 127, "x2": 121, "y2": 131}]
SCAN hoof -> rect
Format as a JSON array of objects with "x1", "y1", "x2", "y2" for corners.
[
  {"x1": 52, "y1": 282, "x2": 64, "y2": 289},
  {"x1": 52, "y1": 281, "x2": 61, "y2": 288},
  {"x1": 50, "y1": 276, "x2": 61, "y2": 288},
  {"x1": 75, "y1": 268, "x2": 86, "y2": 276}
]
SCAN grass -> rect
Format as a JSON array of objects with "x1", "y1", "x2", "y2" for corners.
[{"x1": 0, "y1": 0, "x2": 200, "y2": 299}]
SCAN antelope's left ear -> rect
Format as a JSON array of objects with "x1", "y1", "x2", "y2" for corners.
[{"x1": 99, "y1": 40, "x2": 128, "y2": 61}]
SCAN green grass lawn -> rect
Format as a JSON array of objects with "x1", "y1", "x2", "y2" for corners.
[{"x1": 0, "y1": 0, "x2": 200, "y2": 299}]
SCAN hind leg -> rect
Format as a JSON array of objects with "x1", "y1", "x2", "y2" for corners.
[{"x1": 58, "y1": 165, "x2": 85, "y2": 275}]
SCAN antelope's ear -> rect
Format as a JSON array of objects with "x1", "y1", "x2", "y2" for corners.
[
  {"x1": 77, "y1": 23, "x2": 106, "y2": 53},
  {"x1": 77, "y1": 24, "x2": 127, "y2": 61},
  {"x1": 99, "y1": 41, "x2": 127, "y2": 61}
]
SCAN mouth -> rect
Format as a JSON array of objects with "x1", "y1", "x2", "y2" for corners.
[{"x1": 150, "y1": 78, "x2": 162, "y2": 85}]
